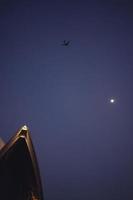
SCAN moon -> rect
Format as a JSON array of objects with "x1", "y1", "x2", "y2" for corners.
[{"x1": 109, "y1": 98, "x2": 115, "y2": 104}]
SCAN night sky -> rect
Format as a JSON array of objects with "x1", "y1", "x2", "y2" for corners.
[{"x1": 0, "y1": 0, "x2": 133, "y2": 199}]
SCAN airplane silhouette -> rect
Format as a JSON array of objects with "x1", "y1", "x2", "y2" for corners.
[{"x1": 62, "y1": 40, "x2": 70, "y2": 46}]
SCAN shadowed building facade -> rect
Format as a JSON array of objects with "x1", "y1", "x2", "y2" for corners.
[{"x1": 0, "y1": 126, "x2": 44, "y2": 200}]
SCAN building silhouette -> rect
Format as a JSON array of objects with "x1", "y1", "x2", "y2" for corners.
[{"x1": 0, "y1": 126, "x2": 44, "y2": 200}]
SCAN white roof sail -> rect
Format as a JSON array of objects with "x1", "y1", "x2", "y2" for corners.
[{"x1": 0, "y1": 138, "x2": 5, "y2": 150}]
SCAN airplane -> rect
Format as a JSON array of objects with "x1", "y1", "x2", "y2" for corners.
[{"x1": 62, "y1": 40, "x2": 71, "y2": 46}]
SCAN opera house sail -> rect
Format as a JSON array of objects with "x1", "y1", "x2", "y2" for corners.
[{"x1": 0, "y1": 126, "x2": 44, "y2": 200}]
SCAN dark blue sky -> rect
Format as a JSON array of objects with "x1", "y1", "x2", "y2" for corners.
[{"x1": 0, "y1": 1, "x2": 133, "y2": 199}]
